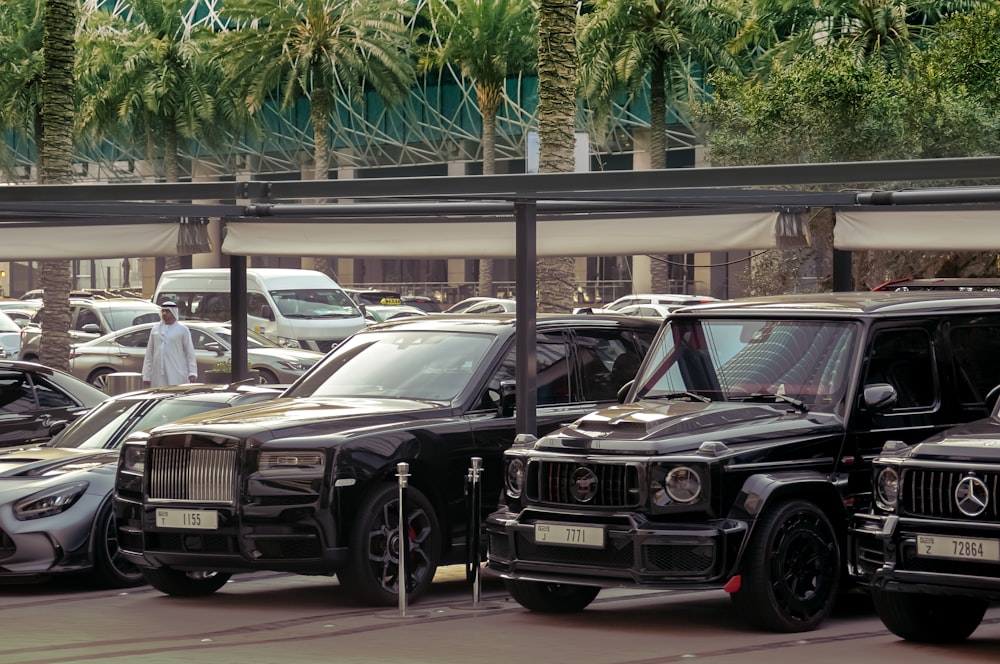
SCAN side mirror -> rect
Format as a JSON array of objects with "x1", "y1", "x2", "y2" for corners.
[
  {"x1": 204, "y1": 342, "x2": 225, "y2": 356},
  {"x1": 48, "y1": 420, "x2": 67, "y2": 438},
  {"x1": 499, "y1": 380, "x2": 517, "y2": 417},
  {"x1": 863, "y1": 383, "x2": 898, "y2": 412},
  {"x1": 81, "y1": 323, "x2": 102, "y2": 334},
  {"x1": 260, "y1": 305, "x2": 274, "y2": 321}
]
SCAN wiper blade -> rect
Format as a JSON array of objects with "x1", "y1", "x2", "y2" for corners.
[
  {"x1": 739, "y1": 392, "x2": 808, "y2": 412},
  {"x1": 645, "y1": 391, "x2": 711, "y2": 403}
]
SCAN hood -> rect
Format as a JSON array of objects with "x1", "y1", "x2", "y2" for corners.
[
  {"x1": 904, "y1": 417, "x2": 1000, "y2": 462},
  {"x1": 538, "y1": 400, "x2": 842, "y2": 455},
  {"x1": 0, "y1": 446, "x2": 118, "y2": 478},
  {"x1": 148, "y1": 396, "x2": 451, "y2": 441}
]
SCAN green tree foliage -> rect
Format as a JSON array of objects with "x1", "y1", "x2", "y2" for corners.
[
  {"x1": 215, "y1": 0, "x2": 416, "y2": 181},
  {"x1": 420, "y1": 0, "x2": 538, "y2": 297},
  {"x1": 0, "y1": 0, "x2": 44, "y2": 179}
]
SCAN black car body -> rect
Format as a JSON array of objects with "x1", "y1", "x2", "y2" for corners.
[
  {"x1": 485, "y1": 292, "x2": 1000, "y2": 633},
  {"x1": 849, "y1": 410, "x2": 1000, "y2": 643},
  {"x1": 113, "y1": 314, "x2": 659, "y2": 604},
  {"x1": 0, "y1": 360, "x2": 108, "y2": 448}
]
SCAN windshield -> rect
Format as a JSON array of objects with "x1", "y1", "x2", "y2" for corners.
[
  {"x1": 0, "y1": 313, "x2": 19, "y2": 333},
  {"x1": 104, "y1": 306, "x2": 161, "y2": 329},
  {"x1": 52, "y1": 398, "x2": 229, "y2": 450},
  {"x1": 213, "y1": 327, "x2": 275, "y2": 349},
  {"x1": 635, "y1": 318, "x2": 858, "y2": 406},
  {"x1": 288, "y1": 330, "x2": 496, "y2": 402},
  {"x1": 269, "y1": 289, "x2": 360, "y2": 318}
]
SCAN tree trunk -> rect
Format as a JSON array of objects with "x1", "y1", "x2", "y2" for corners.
[
  {"x1": 37, "y1": 0, "x2": 76, "y2": 371},
  {"x1": 163, "y1": 118, "x2": 185, "y2": 272},
  {"x1": 311, "y1": 92, "x2": 335, "y2": 278},
  {"x1": 536, "y1": 0, "x2": 578, "y2": 312},
  {"x1": 647, "y1": 51, "x2": 674, "y2": 293},
  {"x1": 477, "y1": 83, "x2": 502, "y2": 298}
]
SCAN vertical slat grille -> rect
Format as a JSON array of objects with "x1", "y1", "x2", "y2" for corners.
[
  {"x1": 902, "y1": 468, "x2": 1000, "y2": 521},
  {"x1": 528, "y1": 460, "x2": 639, "y2": 507},
  {"x1": 149, "y1": 448, "x2": 237, "y2": 503}
]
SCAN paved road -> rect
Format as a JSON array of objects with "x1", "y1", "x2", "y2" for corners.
[{"x1": 2, "y1": 567, "x2": 997, "y2": 664}]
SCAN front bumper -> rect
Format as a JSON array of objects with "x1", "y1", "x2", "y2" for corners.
[
  {"x1": 485, "y1": 506, "x2": 747, "y2": 590},
  {"x1": 115, "y1": 497, "x2": 349, "y2": 575},
  {"x1": 849, "y1": 512, "x2": 1000, "y2": 601}
]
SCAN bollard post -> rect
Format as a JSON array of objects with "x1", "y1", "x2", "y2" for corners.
[
  {"x1": 465, "y1": 456, "x2": 483, "y2": 606},
  {"x1": 396, "y1": 461, "x2": 410, "y2": 618}
]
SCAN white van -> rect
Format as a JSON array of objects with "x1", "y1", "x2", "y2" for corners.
[{"x1": 152, "y1": 268, "x2": 365, "y2": 353}]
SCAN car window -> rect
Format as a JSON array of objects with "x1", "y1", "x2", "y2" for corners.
[
  {"x1": 950, "y1": 324, "x2": 1000, "y2": 405},
  {"x1": 0, "y1": 371, "x2": 36, "y2": 413},
  {"x1": 117, "y1": 329, "x2": 150, "y2": 348},
  {"x1": 863, "y1": 328, "x2": 936, "y2": 410},
  {"x1": 75, "y1": 308, "x2": 101, "y2": 331},
  {"x1": 487, "y1": 332, "x2": 573, "y2": 406},
  {"x1": 51, "y1": 398, "x2": 145, "y2": 448},
  {"x1": 28, "y1": 374, "x2": 77, "y2": 408},
  {"x1": 576, "y1": 329, "x2": 648, "y2": 401},
  {"x1": 190, "y1": 329, "x2": 219, "y2": 351}
]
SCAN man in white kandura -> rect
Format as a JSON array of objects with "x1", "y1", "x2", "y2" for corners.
[{"x1": 142, "y1": 301, "x2": 198, "y2": 387}]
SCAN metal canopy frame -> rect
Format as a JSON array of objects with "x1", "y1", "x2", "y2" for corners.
[{"x1": 4, "y1": 155, "x2": 1000, "y2": 434}]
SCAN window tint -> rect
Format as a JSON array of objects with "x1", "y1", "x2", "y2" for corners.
[
  {"x1": 576, "y1": 329, "x2": 646, "y2": 401},
  {"x1": 0, "y1": 372, "x2": 36, "y2": 413},
  {"x1": 488, "y1": 332, "x2": 572, "y2": 406},
  {"x1": 949, "y1": 325, "x2": 1000, "y2": 405},
  {"x1": 117, "y1": 329, "x2": 150, "y2": 348},
  {"x1": 29, "y1": 374, "x2": 76, "y2": 408},
  {"x1": 864, "y1": 328, "x2": 936, "y2": 409}
]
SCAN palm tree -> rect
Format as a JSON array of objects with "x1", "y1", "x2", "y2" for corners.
[
  {"x1": 77, "y1": 0, "x2": 249, "y2": 270},
  {"x1": 214, "y1": 0, "x2": 416, "y2": 277},
  {"x1": 0, "y1": 0, "x2": 43, "y2": 180},
  {"x1": 578, "y1": 0, "x2": 741, "y2": 292},
  {"x1": 421, "y1": 0, "x2": 538, "y2": 298},
  {"x1": 534, "y1": 0, "x2": 579, "y2": 312},
  {"x1": 37, "y1": 0, "x2": 78, "y2": 371}
]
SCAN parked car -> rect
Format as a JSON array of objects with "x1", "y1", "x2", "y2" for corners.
[
  {"x1": 485, "y1": 291, "x2": 1000, "y2": 633},
  {"x1": 68, "y1": 320, "x2": 325, "y2": 388},
  {"x1": 603, "y1": 293, "x2": 718, "y2": 311},
  {"x1": 0, "y1": 383, "x2": 281, "y2": 587},
  {"x1": 363, "y1": 304, "x2": 429, "y2": 325},
  {"x1": 113, "y1": 313, "x2": 660, "y2": 605},
  {"x1": 0, "y1": 360, "x2": 108, "y2": 448},
  {"x1": 443, "y1": 296, "x2": 493, "y2": 313},
  {"x1": 19, "y1": 297, "x2": 161, "y2": 362},
  {"x1": 849, "y1": 405, "x2": 1000, "y2": 643},
  {"x1": 610, "y1": 303, "x2": 678, "y2": 318},
  {"x1": 0, "y1": 312, "x2": 21, "y2": 359},
  {"x1": 0, "y1": 309, "x2": 36, "y2": 329},
  {"x1": 342, "y1": 288, "x2": 403, "y2": 307},
  {"x1": 460, "y1": 298, "x2": 517, "y2": 314},
  {"x1": 401, "y1": 295, "x2": 442, "y2": 313}
]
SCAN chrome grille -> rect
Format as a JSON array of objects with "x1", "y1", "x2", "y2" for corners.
[
  {"x1": 149, "y1": 447, "x2": 237, "y2": 503},
  {"x1": 902, "y1": 468, "x2": 1000, "y2": 521},
  {"x1": 527, "y1": 460, "x2": 640, "y2": 508}
]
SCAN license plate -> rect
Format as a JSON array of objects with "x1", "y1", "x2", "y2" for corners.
[
  {"x1": 534, "y1": 522, "x2": 604, "y2": 549},
  {"x1": 916, "y1": 535, "x2": 1000, "y2": 561},
  {"x1": 155, "y1": 508, "x2": 218, "y2": 530}
]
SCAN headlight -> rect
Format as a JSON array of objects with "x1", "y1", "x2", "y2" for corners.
[
  {"x1": 258, "y1": 451, "x2": 324, "y2": 471},
  {"x1": 277, "y1": 360, "x2": 309, "y2": 371},
  {"x1": 14, "y1": 481, "x2": 89, "y2": 520},
  {"x1": 277, "y1": 336, "x2": 301, "y2": 349},
  {"x1": 651, "y1": 465, "x2": 703, "y2": 506},
  {"x1": 121, "y1": 444, "x2": 146, "y2": 473},
  {"x1": 875, "y1": 466, "x2": 900, "y2": 511},
  {"x1": 505, "y1": 458, "x2": 526, "y2": 498}
]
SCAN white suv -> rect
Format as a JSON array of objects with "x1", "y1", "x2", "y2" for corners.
[{"x1": 20, "y1": 297, "x2": 161, "y2": 362}]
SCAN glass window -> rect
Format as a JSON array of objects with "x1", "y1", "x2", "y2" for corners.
[
  {"x1": 487, "y1": 333, "x2": 573, "y2": 406},
  {"x1": 116, "y1": 329, "x2": 150, "y2": 348},
  {"x1": 29, "y1": 375, "x2": 76, "y2": 408},
  {"x1": 863, "y1": 328, "x2": 936, "y2": 409},
  {"x1": 949, "y1": 325, "x2": 1000, "y2": 405},
  {"x1": 0, "y1": 372, "x2": 36, "y2": 413}
]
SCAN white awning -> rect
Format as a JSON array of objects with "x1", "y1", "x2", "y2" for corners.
[
  {"x1": 0, "y1": 223, "x2": 186, "y2": 260},
  {"x1": 222, "y1": 210, "x2": 781, "y2": 257},
  {"x1": 835, "y1": 208, "x2": 1000, "y2": 250}
]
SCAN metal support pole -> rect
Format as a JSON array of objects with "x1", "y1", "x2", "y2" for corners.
[
  {"x1": 396, "y1": 462, "x2": 410, "y2": 618},
  {"x1": 465, "y1": 457, "x2": 484, "y2": 606}
]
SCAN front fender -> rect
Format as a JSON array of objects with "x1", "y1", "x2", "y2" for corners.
[{"x1": 728, "y1": 471, "x2": 849, "y2": 534}]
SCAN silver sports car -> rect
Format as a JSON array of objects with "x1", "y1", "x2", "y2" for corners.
[{"x1": 0, "y1": 384, "x2": 280, "y2": 587}]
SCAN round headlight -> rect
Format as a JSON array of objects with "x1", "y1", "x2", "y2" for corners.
[
  {"x1": 505, "y1": 458, "x2": 525, "y2": 498},
  {"x1": 875, "y1": 466, "x2": 900, "y2": 510},
  {"x1": 665, "y1": 466, "x2": 702, "y2": 504}
]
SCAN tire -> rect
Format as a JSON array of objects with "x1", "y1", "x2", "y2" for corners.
[
  {"x1": 142, "y1": 567, "x2": 231, "y2": 597},
  {"x1": 504, "y1": 579, "x2": 600, "y2": 613},
  {"x1": 872, "y1": 589, "x2": 987, "y2": 643},
  {"x1": 732, "y1": 500, "x2": 840, "y2": 632},
  {"x1": 90, "y1": 501, "x2": 146, "y2": 589},
  {"x1": 257, "y1": 369, "x2": 279, "y2": 384},
  {"x1": 338, "y1": 483, "x2": 441, "y2": 606},
  {"x1": 87, "y1": 368, "x2": 115, "y2": 391}
]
